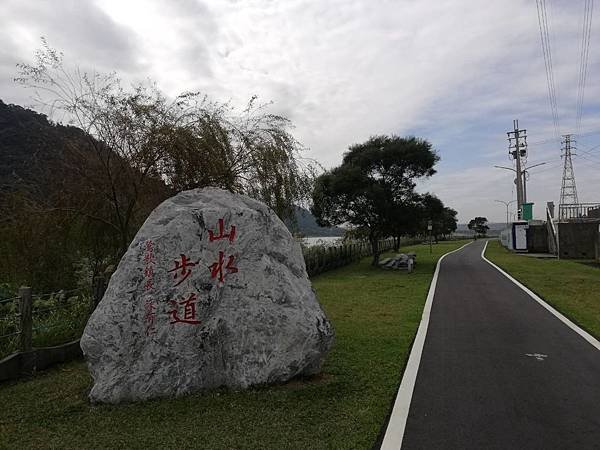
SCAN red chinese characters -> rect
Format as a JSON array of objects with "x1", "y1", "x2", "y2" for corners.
[
  {"x1": 207, "y1": 218, "x2": 239, "y2": 284},
  {"x1": 166, "y1": 253, "x2": 202, "y2": 326},
  {"x1": 142, "y1": 240, "x2": 157, "y2": 335},
  {"x1": 209, "y1": 251, "x2": 238, "y2": 282},
  {"x1": 208, "y1": 218, "x2": 236, "y2": 243},
  {"x1": 168, "y1": 254, "x2": 199, "y2": 287},
  {"x1": 162, "y1": 217, "x2": 239, "y2": 329},
  {"x1": 143, "y1": 241, "x2": 156, "y2": 291},
  {"x1": 169, "y1": 293, "x2": 201, "y2": 324},
  {"x1": 144, "y1": 300, "x2": 156, "y2": 334}
]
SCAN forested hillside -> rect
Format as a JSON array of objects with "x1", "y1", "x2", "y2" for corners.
[{"x1": 0, "y1": 100, "x2": 90, "y2": 194}]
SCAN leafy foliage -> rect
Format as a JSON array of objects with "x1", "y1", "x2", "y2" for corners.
[
  {"x1": 419, "y1": 194, "x2": 458, "y2": 240},
  {"x1": 0, "y1": 291, "x2": 89, "y2": 359},
  {"x1": 311, "y1": 135, "x2": 439, "y2": 264},
  {"x1": 468, "y1": 216, "x2": 489, "y2": 237}
]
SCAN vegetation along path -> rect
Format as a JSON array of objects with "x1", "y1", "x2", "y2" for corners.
[
  {"x1": 0, "y1": 241, "x2": 466, "y2": 449},
  {"x1": 382, "y1": 239, "x2": 600, "y2": 449}
]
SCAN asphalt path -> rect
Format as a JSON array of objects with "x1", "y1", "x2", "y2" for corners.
[{"x1": 400, "y1": 240, "x2": 600, "y2": 449}]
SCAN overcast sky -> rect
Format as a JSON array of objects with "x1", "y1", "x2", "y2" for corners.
[{"x1": 1, "y1": 0, "x2": 599, "y2": 223}]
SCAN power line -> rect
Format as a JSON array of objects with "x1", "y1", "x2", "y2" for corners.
[
  {"x1": 528, "y1": 137, "x2": 561, "y2": 146},
  {"x1": 576, "y1": 0, "x2": 594, "y2": 133},
  {"x1": 575, "y1": 129, "x2": 600, "y2": 139},
  {"x1": 577, "y1": 145, "x2": 600, "y2": 159},
  {"x1": 577, "y1": 154, "x2": 600, "y2": 167},
  {"x1": 536, "y1": 0, "x2": 561, "y2": 139}
]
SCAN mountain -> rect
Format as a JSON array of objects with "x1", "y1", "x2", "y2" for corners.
[
  {"x1": 286, "y1": 206, "x2": 345, "y2": 237},
  {"x1": 0, "y1": 99, "x2": 94, "y2": 196}
]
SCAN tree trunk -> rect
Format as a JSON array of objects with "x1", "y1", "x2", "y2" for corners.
[{"x1": 370, "y1": 234, "x2": 380, "y2": 266}]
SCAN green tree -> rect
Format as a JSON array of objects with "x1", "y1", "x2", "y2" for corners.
[
  {"x1": 439, "y1": 206, "x2": 458, "y2": 238},
  {"x1": 311, "y1": 135, "x2": 439, "y2": 265},
  {"x1": 388, "y1": 192, "x2": 423, "y2": 249},
  {"x1": 421, "y1": 193, "x2": 444, "y2": 241},
  {"x1": 419, "y1": 194, "x2": 458, "y2": 241},
  {"x1": 468, "y1": 216, "x2": 489, "y2": 237},
  {"x1": 388, "y1": 194, "x2": 457, "y2": 246}
]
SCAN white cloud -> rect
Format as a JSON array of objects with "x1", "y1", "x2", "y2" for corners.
[{"x1": 1, "y1": 0, "x2": 599, "y2": 222}]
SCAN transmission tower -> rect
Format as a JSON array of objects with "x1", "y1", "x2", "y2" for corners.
[{"x1": 559, "y1": 134, "x2": 579, "y2": 217}]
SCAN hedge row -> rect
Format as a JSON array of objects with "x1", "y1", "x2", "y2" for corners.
[{"x1": 302, "y1": 237, "x2": 420, "y2": 277}]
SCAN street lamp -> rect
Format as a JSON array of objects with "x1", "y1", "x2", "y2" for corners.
[
  {"x1": 494, "y1": 162, "x2": 546, "y2": 204},
  {"x1": 495, "y1": 199, "x2": 517, "y2": 226}
]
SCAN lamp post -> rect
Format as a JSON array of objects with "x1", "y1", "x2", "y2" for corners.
[
  {"x1": 495, "y1": 199, "x2": 517, "y2": 226},
  {"x1": 494, "y1": 162, "x2": 547, "y2": 206}
]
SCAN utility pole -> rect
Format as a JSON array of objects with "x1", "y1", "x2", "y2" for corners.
[
  {"x1": 507, "y1": 120, "x2": 527, "y2": 218},
  {"x1": 559, "y1": 134, "x2": 579, "y2": 219}
]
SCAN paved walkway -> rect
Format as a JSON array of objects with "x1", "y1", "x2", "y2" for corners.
[{"x1": 385, "y1": 240, "x2": 600, "y2": 449}]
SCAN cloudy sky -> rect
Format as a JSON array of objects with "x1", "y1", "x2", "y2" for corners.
[{"x1": 1, "y1": 0, "x2": 599, "y2": 222}]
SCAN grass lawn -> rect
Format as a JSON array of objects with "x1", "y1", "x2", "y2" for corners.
[
  {"x1": 0, "y1": 240, "x2": 467, "y2": 450},
  {"x1": 485, "y1": 239, "x2": 600, "y2": 340}
]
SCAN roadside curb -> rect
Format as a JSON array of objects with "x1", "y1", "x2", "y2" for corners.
[{"x1": 481, "y1": 240, "x2": 600, "y2": 352}]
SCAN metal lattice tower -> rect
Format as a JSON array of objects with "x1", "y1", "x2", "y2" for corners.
[{"x1": 559, "y1": 134, "x2": 579, "y2": 214}]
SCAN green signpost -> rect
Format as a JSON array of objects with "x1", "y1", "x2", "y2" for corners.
[{"x1": 522, "y1": 202, "x2": 534, "y2": 221}]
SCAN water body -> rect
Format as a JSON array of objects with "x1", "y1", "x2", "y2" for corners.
[{"x1": 300, "y1": 236, "x2": 343, "y2": 247}]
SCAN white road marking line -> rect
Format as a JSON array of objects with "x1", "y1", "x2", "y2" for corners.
[
  {"x1": 525, "y1": 353, "x2": 548, "y2": 361},
  {"x1": 481, "y1": 240, "x2": 600, "y2": 352},
  {"x1": 380, "y1": 241, "x2": 473, "y2": 450}
]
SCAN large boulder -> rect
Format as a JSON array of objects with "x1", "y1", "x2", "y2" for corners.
[{"x1": 80, "y1": 188, "x2": 334, "y2": 403}]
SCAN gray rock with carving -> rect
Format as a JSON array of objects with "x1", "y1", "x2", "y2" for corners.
[{"x1": 80, "y1": 188, "x2": 334, "y2": 403}]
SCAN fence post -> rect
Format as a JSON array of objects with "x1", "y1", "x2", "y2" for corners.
[
  {"x1": 91, "y1": 276, "x2": 106, "y2": 313},
  {"x1": 19, "y1": 286, "x2": 32, "y2": 353}
]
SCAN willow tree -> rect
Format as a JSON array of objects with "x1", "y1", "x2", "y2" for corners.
[
  {"x1": 14, "y1": 41, "x2": 316, "y2": 259},
  {"x1": 158, "y1": 96, "x2": 316, "y2": 220}
]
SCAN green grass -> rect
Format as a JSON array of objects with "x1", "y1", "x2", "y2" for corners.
[
  {"x1": 0, "y1": 293, "x2": 90, "y2": 359},
  {"x1": 0, "y1": 241, "x2": 467, "y2": 450},
  {"x1": 485, "y1": 239, "x2": 600, "y2": 340}
]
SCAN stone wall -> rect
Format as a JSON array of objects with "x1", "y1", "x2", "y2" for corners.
[{"x1": 558, "y1": 221, "x2": 600, "y2": 259}]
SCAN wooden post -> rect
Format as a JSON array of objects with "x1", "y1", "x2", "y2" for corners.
[
  {"x1": 19, "y1": 286, "x2": 32, "y2": 353},
  {"x1": 596, "y1": 224, "x2": 600, "y2": 263},
  {"x1": 91, "y1": 276, "x2": 106, "y2": 313}
]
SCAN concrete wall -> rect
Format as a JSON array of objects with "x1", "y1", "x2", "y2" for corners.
[
  {"x1": 558, "y1": 221, "x2": 600, "y2": 259},
  {"x1": 527, "y1": 225, "x2": 549, "y2": 253}
]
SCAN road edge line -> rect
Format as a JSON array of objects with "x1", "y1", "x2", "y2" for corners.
[
  {"x1": 380, "y1": 240, "x2": 473, "y2": 450},
  {"x1": 481, "y1": 240, "x2": 600, "y2": 351}
]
